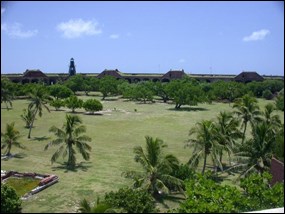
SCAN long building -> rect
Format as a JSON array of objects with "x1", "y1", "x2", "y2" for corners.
[{"x1": 2, "y1": 58, "x2": 283, "y2": 84}]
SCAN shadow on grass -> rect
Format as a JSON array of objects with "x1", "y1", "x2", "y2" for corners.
[
  {"x1": 51, "y1": 161, "x2": 92, "y2": 173},
  {"x1": 1, "y1": 153, "x2": 27, "y2": 160},
  {"x1": 155, "y1": 192, "x2": 185, "y2": 210},
  {"x1": 50, "y1": 109, "x2": 66, "y2": 112},
  {"x1": 13, "y1": 153, "x2": 28, "y2": 159},
  {"x1": 83, "y1": 112, "x2": 104, "y2": 116},
  {"x1": 168, "y1": 106, "x2": 208, "y2": 112},
  {"x1": 102, "y1": 97, "x2": 119, "y2": 101},
  {"x1": 33, "y1": 136, "x2": 51, "y2": 141}
]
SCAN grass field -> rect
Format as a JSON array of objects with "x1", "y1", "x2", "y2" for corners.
[{"x1": 1, "y1": 95, "x2": 283, "y2": 213}]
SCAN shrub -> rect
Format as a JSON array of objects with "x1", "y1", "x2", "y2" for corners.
[
  {"x1": 83, "y1": 99, "x2": 103, "y2": 114},
  {"x1": 262, "y1": 89, "x2": 273, "y2": 100},
  {"x1": 104, "y1": 187, "x2": 158, "y2": 213},
  {"x1": 1, "y1": 184, "x2": 22, "y2": 213}
]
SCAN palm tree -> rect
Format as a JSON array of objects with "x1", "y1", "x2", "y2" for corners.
[
  {"x1": 186, "y1": 120, "x2": 223, "y2": 175},
  {"x1": 1, "y1": 122, "x2": 25, "y2": 156},
  {"x1": 1, "y1": 77, "x2": 14, "y2": 110},
  {"x1": 262, "y1": 103, "x2": 281, "y2": 133},
  {"x1": 233, "y1": 121, "x2": 276, "y2": 178},
  {"x1": 44, "y1": 114, "x2": 92, "y2": 169},
  {"x1": 214, "y1": 111, "x2": 242, "y2": 166},
  {"x1": 78, "y1": 198, "x2": 115, "y2": 213},
  {"x1": 123, "y1": 136, "x2": 183, "y2": 197},
  {"x1": 27, "y1": 88, "x2": 51, "y2": 138},
  {"x1": 233, "y1": 94, "x2": 261, "y2": 144},
  {"x1": 21, "y1": 108, "x2": 35, "y2": 128}
]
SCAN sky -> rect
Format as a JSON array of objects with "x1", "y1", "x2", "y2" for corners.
[{"x1": 1, "y1": 1, "x2": 284, "y2": 75}]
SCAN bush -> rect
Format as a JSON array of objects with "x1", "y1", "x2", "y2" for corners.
[
  {"x1": 1, "y1": 184, "x2": 22, "y2": 213},
  {"x1": 104, "y1": 187, "x2": 158, "y2": 213},
  {"x1": 50, "y1": 99, "x2": 65, "y2": 111},
  {"x1": 262, "y1": 89, "x2": 273, "y2": 100},
  {"x1": 83, "y1": 99, "x2": 103, "y2": 114},
  {"x1": 275, "y1": 89, "x2": 284, "y2": 111}
]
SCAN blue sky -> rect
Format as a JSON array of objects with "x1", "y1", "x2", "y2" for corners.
[{"x1": 1, "y1": 1, "x2": 284, "y2": 75}]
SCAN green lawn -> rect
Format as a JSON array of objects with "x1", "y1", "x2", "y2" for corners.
[{"x1": 1, "y1": 96, "x2": 283, "y2": 213}]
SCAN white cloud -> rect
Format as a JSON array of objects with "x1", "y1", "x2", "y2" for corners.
[
  {"x1": 1, "y1": 7, "x2": 5, "y2": 15},
  {"x1": 57, "y1": 19, "x2": 102, "y2": 39},
  {"x1": 179, "y1": 59, "x2": 185, "y2": 63},
  {"x1": 243, "y1": 29, "x2": 270, "y2": 42},
  {"x1": 109, "y1": 34, "x2": 119, "y2": 39},
  {"x1": 1, "y1": 22, "x2": 38, "y2": 38}
]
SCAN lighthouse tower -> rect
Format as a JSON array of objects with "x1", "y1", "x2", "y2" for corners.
[{"x1": 69, "y1": 58, "x2": 76, "y2": 76}]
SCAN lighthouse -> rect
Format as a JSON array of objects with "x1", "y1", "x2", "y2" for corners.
[{"x1": 69, "y1": 58, "x2": 76, "y2": 76}]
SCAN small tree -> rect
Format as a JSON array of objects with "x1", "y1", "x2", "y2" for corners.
[
  {"x1": 21, "y1": 108, "x2": 35, "y2": 128},
  {"x1": 83, "y1": 99, "x2": 103, "y2": 114},
  {"x1": 1, "y1": 122, "x2": 25, "y2": 156},
  {"x1": 45, "y1": 114, "x2": 92, "y2": 169},
  {"x1": 1, "y1": 184, "x2": 22, "y2": 213},
  {"x1": 275, "y1": 89, "x2": 284, "y2": 111},
  {"x1": 64, "y1": 96, "x2": 83, "y2": 113},
  {"x1": 262, "y1": 89, "x2": 273, "y2": 100},
  {"x1": 104, "y1": 187, "x2": 158, "y2": 213},
  {"x1": 50, "y1": 99, "x2": 65, "y2": 111}
]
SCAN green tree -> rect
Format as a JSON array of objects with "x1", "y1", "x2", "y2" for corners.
[
  {"x1": 44, "y1": 114, "x2": 92, "y2": 169},
  {"x1": 153, "y1": 82, "x2": 170, "y2": 103},
  {"x1": 78, "y1": 198, "x2": 114, "y2": 213},
  {"x1": 1, "y1": 184, "x2": 22, "y2": 213},
  {"x1": 240, "y1": 172, "x2": 284, "y2": 211},
  {"x1": 123, "y1": 136, "x2": 183, "y2": 197},
  {"x1": 64, "y1": 74, "x2": 86, "y2": 94},
  {"x1": 64, "y1": 95, "x2": 83, "y2": 113},
  {"x1": 176, "y1": 172, "x2": 284, "y2": 213},
  {"x1": 233, "y1": 121, "x2": 277, "y2": 178},
  {"x1": 186, "y1": 120, "x2": 223, "y2": 174},
  {"x1": 132, "y1": 82, "x2": 154, "y2": 103},
  {"x1": 176, "y1": 172, "x2": 248, "y2": 213},
  {"x1": 275, "y1": 88, "x2": 284, "y2": 111},
  {"x1": 1, "y1": 122, "x2": 25, "y2": 156},
  {"x1": 262, "y1": 103, "x2": 281, "y2": 133},
  {"x1": 99, "y1": 76, "x2": 118, "y2": 100},
  {"x1": 27, "y1": 87, "x2": 51, "y2": 138},
  {"x1": 262, "y1": 89, "x2": 273, "y2": 100},
  {"x1": 167, "y1": 79, "x2": 205, "y2": 109},
  {"x1": 1, "y1": 77, "x2": 14, "y2": 110},
  {"x1": 83, "y1": 99, "x2": 103, "y2": 114},
  {"x1": 214, "y1": 111, "x2": 242, "y2": 166},
  {"x1": 104, "y1": 187, "x2": 158, "y2": 213},
  {"x1": 21, "y1": 108, "x2": 35, "y2": 128},
  {"x1": 274, "y1": 126, "x2": 284, "y2": 162},
  {"x1": 48, "y1": 84, "x2": 73, "y2": 99},
  {"x1": 50, "y1": 99, "x2": 65, "y2": 111},
  {"x1": 233, "y1": 94, "x2": 261, "y2": 144}
]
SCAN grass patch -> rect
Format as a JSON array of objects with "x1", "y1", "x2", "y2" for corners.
[
  {"x1": 1, "y1": 96, "x2": 283, "y2": 212},
  {"x1": 4, "y1": 177, "x2": 40, "y2": 197}
]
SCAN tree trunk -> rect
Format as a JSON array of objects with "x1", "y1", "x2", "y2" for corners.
[
  {"x1": 202, "y1": 152, "x2": 207, "y2": 175},
  {"x1": 28, "y1": 108, "x2": 38, "y2": 139},
  {"x1": 241, "y1": 122, "x2": 247, "y2": 144}
]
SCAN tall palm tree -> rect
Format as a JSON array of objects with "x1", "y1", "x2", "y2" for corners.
[
  {"x1": 233, "y1": 121, "x2": 276, "y2": 178},
  {"x1": 214, "y1": 111, "x2": 242, "y2": 166},
  {"x1": 1, "y1": 77, "x2": 14, "y2": 110},
  {"x1": 186, "y1": 120, "x2": 223, "y2": 175},
  {"x1": 262, "y1": 103, "x2": 281, "y2": 133},
  {"x1": 21, "y1": 108, "x2": 35, "y2": 129},
  {"x1": 27, "y1": 88, "x2": 51, "y2": 138},
  {"x1": 44, "y1": 114, "x2": 92, "y2": 169},
  {"x1": 1, "y1": 122, "x2": 25, "y2": 156},
  {"x1": 123, "y1": 136, "x2": 183, "y2": 197},
  {"x1": 233, "y1": 94, "x2": 261, "y2": 144},
  {"x1": 78, "y1": 198, "x2": 115, "y2": 213}
]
